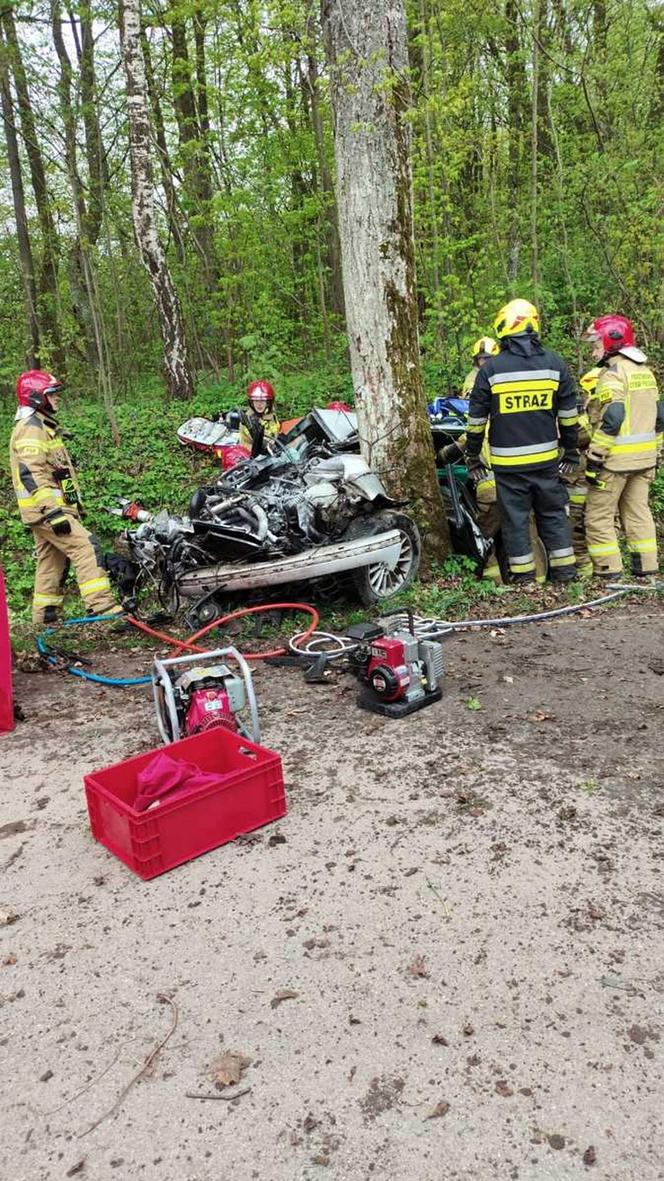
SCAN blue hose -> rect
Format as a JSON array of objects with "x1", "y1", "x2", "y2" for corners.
[{"x1": 37, "y1": 614, "x2": 151, "y2": 686}]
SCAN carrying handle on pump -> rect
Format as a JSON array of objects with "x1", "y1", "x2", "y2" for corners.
[{"x1": 152, "y1": 646, "x2": 260, "y2": 745}]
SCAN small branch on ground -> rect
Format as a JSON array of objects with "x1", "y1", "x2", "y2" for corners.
[{"x1": 78, "y1": 993, "x2": 178, "y2": 1137}]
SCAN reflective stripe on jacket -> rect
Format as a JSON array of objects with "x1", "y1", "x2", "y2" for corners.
[
  {"x1": 466, "y1": 336, "x2": 578, "y2": 472},
  {"x1": 9, "y1": 411, "x2": 82, "y2": 526},
  {"x1": 238, "y1": 411, "x2": 281, "y2": 451},
  {"x1": 587, "y1": 356, "x2": 661, "y2": 472}
]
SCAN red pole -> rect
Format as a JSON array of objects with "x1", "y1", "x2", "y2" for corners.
[{"x1": 0, "y1": 566, "x2": 15, "y2": 733}]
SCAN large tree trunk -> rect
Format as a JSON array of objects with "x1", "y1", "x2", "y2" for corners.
[
  {"x1": 0, "y1": 28, "x2": 40, "y2": 367},
  {"x1": 1, "y1": 7, "x2": 64, "y2": 372},
  {"x1": 321, "y1": 0, "x2": 449, "y2": 558},
  {"x1": 119, "y1": 0, "x2": 194, "y2": 400}
]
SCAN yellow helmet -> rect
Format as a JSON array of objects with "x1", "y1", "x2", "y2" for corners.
[
  {"x1": 472, "y1": 336, "x2": 499, "y2": 359},
  {"x1": 493, "y1": 298, "x2": 540, "y2": 339},
  {"x1": 579, "y1": 367, "x2": 601, "y2": 395}
]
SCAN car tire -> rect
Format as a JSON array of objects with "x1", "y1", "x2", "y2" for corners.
[{"x1": 344, "y1": 510, "x2": 421, "y2": 606}]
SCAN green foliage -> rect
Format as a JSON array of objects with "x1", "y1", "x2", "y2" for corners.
[
  {"x1": 0, "y1": 0, "x2": 662, "y2": 620},
  {"x1": 578, "y1": 777, "x2": 599, "y2": 794},
  {"x1": 0, "y1": 0, "x2": 661, "y2": 400},
  {"x1": 651, "y1": 468, "x2": 664, "y2": 519}
]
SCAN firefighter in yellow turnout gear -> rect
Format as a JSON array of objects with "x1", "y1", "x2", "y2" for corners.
[
  {"x1": 238, "y1": 380, "x2": 281, "y2": 451},
  {"x1": 558, "y1": 367, "x2": 600, "y2": 578},
  {"x1": 9, "y1": 371, "x2": 123, "y2": 625},
  {"x1": 582, "y1": 317, "x2": 663, "y2": 578}
]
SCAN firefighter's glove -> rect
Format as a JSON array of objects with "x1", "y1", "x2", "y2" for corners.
[
  {"x1": 466, "y1": 457, "x2": 490, "y2": 487},
  {"x1": 49, "y1": 513, "x2": 72, "y2": 536},
  {"x1": 438, "y1": 442, "x2": 463, "y2": 466},
  {"x1": 558, "y1": 449, "x2": 580, "y2": 477},
  {"x1": 585, "y1": 460, "x2": 606, "y2": 490}
]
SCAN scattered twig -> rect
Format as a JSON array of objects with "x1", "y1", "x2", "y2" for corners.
[
  {"x1": 38, "y1": 1049, "x2": 122, "y2": 1117},
  {"x1": 78, "y1": 993, "x2": 178, "y2": 1137},
  {"x1": 425, "y1": 877, "x2": 452, "y2": 917},
  {"x1": 185, "y1": 1087, "x2": 251, "y2": 1101}
]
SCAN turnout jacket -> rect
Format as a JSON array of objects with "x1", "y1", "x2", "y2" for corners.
[
  {"x1": 586, "y1": 353, "x2": 663, "y2": 473},
  {"x1": 465, "y1": 335, "x2": 578, "y2": 471},
  {"x1": 9, "y1": 408, "x2": 82, "y2": 526},
  {"x1": 238, "y1": 409, "x2": 281, "y2": 451}
]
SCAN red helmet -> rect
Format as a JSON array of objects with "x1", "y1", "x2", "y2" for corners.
[
  {"x1": 247, "y1": 379, "x2": 275, "y2": 408},
  {"x1": 584, "y1": 315, "x2": 635, "y2": 356},
  {"x1": 16, "y1": 369, "x2": 64, "y2": 414}
]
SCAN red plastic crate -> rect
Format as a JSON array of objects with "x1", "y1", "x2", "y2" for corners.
[{"x1": 84, "y1": 726, "x2": 286, "y2": 879}]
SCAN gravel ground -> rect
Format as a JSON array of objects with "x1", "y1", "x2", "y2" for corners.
[{"x1": 1, "y1": 601, "x2": 663, "y2": 1181}]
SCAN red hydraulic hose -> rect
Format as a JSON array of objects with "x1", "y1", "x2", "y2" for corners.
[
  {"x1": 126, "y1": 617, "x2": 201, "y2": 653},
  {"x1": 126, "y1": 601, "x2": 320, "y2": 662}
]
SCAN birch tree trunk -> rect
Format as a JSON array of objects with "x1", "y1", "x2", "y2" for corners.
[
  {"x1": 321, "y1": 0, "x2": 449, "y2": 557},
  {"x1": 119, "y1": 0, "x2": 194, "y2": 400}
]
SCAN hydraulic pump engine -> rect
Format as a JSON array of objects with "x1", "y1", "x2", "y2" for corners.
[
  {"x1": 152, "y1": 647, "x2": 260, "y2": 744},
  {"x1": 347, "y1": 621, "x2": 444, "y2": 718}
]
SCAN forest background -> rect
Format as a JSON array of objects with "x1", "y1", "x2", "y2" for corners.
[{"x1": 0, "y1": 0, "x2": 662, "y2": 613}]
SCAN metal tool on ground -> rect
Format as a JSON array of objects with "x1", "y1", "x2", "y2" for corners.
[
  {"x1": 346, "y1": 617, "x2": 444, "y2": 718},
  {"x1": 152, "y1": 647, "x2": 260, "y2": 744}
]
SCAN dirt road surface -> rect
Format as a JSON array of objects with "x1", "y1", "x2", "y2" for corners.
[{"x1": 2, "y1": 602, "x2": 663, "y2": 1181}]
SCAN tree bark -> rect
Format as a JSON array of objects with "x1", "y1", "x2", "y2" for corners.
[
  {"x1": 321, "y1": 0, "x2": 449, "y2": 558},
  {"x1": 504, "y1": 0, "x2": 524, "y2": 282},
  {"x1": 530, "y1": 0, "x2": 540, "y2": 292},
  {"x1": 141, "y1": 26, "x2": 187, "y2": 263},
  {"x1": 305, "y1": 14, "x2": 345, "y2": 322},
  {"x1": 0, "y1": 27, "x2": 40, "y2": 367},
  {"x1": 51, "y1": 0, "x2": 119, "y2": 440},
  {"x1": 78, "y1": 0, "x2": 107, "y2": 245},
  {"x1": 535, "y1": 0, "x2": 552, "y2": 159},
  {"x1": 1, "y1": 7, "x2": 64, "y2": 372},
  {"x1": 119, "y1": 0, "x2": 194, "y2": 400},
  {"x1": 170, "y1": 14, "x2": 218, "y2": 294}
]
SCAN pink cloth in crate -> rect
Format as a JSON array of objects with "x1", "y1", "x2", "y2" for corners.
[{"x1": 133, "y1": 750, "x2": 224, "y2": 813}]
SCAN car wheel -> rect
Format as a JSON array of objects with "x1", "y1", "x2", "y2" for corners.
[{"x1": 344, "y1": 510, "x2": 421, "y2": 606}]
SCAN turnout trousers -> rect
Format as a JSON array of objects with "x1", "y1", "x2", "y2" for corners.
[
  {"x1": 474, "y1": 470, "x2": 502, "y2": 584},
  {"x1": 560, "y1": 473, "x2": 593, "y2": 576},
  {"x1": 585, "y1": 468, "x2": 658, "y2": 576},
  {"x1": 494, "y1": 464, "x2": 576, "y2": 583},
  {"x1": 31, "y1": 515, "x2": 120, "y2": 625},
  {"x1": 475, "y1": 483, "x2": 546, "y2": 584}
]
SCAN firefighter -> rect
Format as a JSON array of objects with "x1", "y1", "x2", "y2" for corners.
[
  {"x1": 465, "y1": 298, "x2": 579, "y2": 584},
  {"x1": 559, "y1": 367, "x2": 600, "y2": 578},
  {"x1": 461, "y1": 337, "x2": 500, "y2": 397},
  {"x1": 9, "y1": 370, "x2": 123, "y2": 626},
  {"x1": 238, "y1": 380, "x2": 281, "y2": 451},
  {"x1": 582, "y1": 315, "x2": 663, "y2": 579}
]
